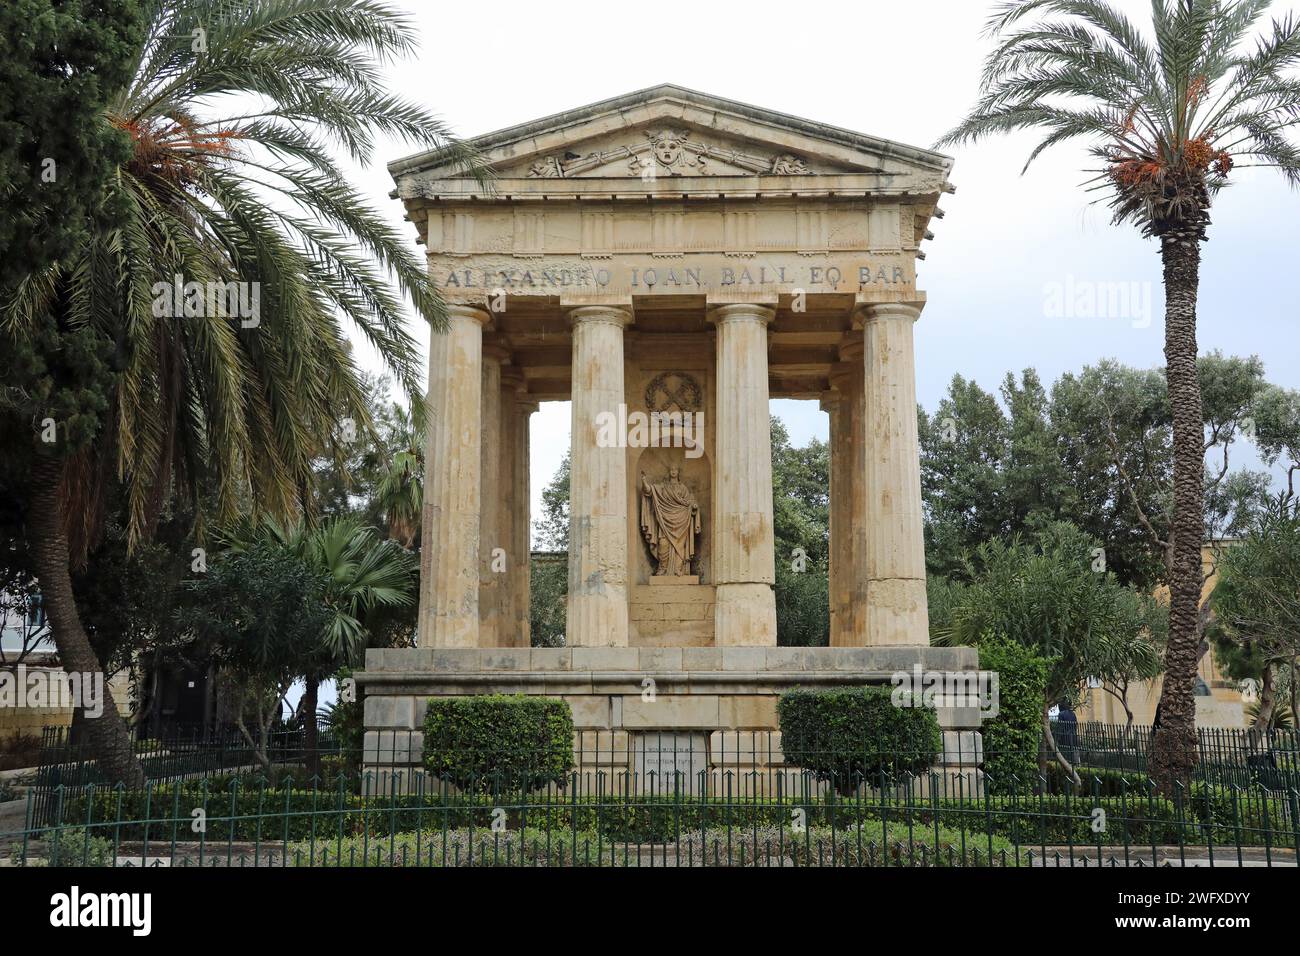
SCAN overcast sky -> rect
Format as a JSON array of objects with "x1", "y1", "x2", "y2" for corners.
[{"x1": 342, "y1": 0, "x2": 1300, "y2": 535}]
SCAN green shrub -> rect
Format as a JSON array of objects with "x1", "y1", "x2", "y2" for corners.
[
  {"x1": 0, "y1": 732, "x2": 42, "y2": 772},
  {"x1": 677, "y1": 822, "x2": 1027, "y2": 867},
  {"x1": 287, "y1": 827, "x2": 604, "y2": 867},
  {"x1": 14, "y1": 826, "x2": 114, "y2": 867},
  {"x1": 423, "y1": 695, "x2": 574, "y2": 793},
  {"x1": 777, "y1": 686, "x2": 941, "y2": 794},
  {"x1": 978, "y1": 638, "x2": 1047, "y2": 794},
  {"x1": 45, "y1": 784, "x2": 1295, "y2": 854}
]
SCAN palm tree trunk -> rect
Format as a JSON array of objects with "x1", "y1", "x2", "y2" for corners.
[
  {"x1": 302, "y1": 674, "x2": 320, "y2": 779},
  {"x1": 1253, "y1": 664, "x2": 1277, "y2": 731},
  {"x1": 1291, "y1": 656, "x2": 1298, "y2": 728},
  {"x1": 27, "y1": 456, "x2": 146, "y2": 787},
  {"x1": 1149, "y1": 232, "x2": 1205, "y2": 792}
]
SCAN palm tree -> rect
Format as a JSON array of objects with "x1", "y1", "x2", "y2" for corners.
[
  {"x1": 223, "y1": 515, "x2": 417, "y2": 771},
  {"x1": 939, "y1": 0, "x2": 1300, "y2": 788},
  {"x1": 3, "y1": 0, "x2": 482, "y2": 784},
  {"x1": 373, "y1": 402, "x2": 424, "y2": 547}
]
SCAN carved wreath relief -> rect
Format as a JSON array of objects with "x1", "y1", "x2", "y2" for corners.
[
  {"x1": 645, "y1": 371, "x2": 703, "y2": 415},
  {"x1": 526, "y1": 129, "x2": 813, "y2": 179}
]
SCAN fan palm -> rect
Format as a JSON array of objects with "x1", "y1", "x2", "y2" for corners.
[
  {"x1": 3, "y1": 0, "x2": 482, "y2": 784},
  {"x1": 939, "y1": 0, "x2": 1300, "y2": 788},
  {"x1": 373, "y1": 402, "x2": 424, "y2": 547},
  {"x1": 221, "y1": 514, "x2": 417, "y2": 767},
  {"x1": 228, "y1": 515, "x2": 417, "y2": 663}
]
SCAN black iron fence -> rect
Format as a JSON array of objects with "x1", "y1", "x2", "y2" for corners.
[
  {"x1": 2, "y1": 722, "x2": 1297, "y2": 867},
  {"x1": 1064, "y1": 722, "x2": 1300, "y2": 790}
]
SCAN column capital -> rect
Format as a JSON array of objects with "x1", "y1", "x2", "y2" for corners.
[
  {"x1": 446, "y1": 304, "x2": 493, "y2": 327},
  {"x1": 500, "y1": 367, "x2": 526, "y2": 394},
  {"x1": 853, "y1": 302, "x2": 923, "y2": 327},
  {"x1": 568, "y1": 305, "x2": 632, "y2": 329},
  {"x1": 828, "y1": 361, "x2": 856, "y2": 393},
  {"x1": 818, "y1": 390, "x2": 842, "y2": 413},
  {"x1": 708, "y1": 303, "x2": 776, "y2": 326},
  {"x1": 482, "y1": 343, "x2": 511, "y2": 365}
]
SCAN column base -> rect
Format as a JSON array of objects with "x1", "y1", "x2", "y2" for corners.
[
  {"x1": 864, "y1": 578, "x2": 929, "y2": 646},
  {"x1": 714, "y1": 583, "x2": 777, "y2": 646},
  {"x1": 567, "y1": 590, "x2": 629, "y2": 647},
  {"x1": 420, "y1": 614, "x2": 478, "y2": 649}
]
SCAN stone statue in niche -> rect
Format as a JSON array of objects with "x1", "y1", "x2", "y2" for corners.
[{"x1": 640, "y1": 466, "x2": 701, "y2": 577}]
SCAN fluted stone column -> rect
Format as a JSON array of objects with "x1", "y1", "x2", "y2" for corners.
[
  {"x1": 514, "y1": 400, "x2": 537, "y2": 647},
  {"x1": 498, "y1": 367, "x2": 532, "y2": 648},
  {"x1": 566, "y1": 306, "x2": 632, "y2": 647},
  {"x1": 839, "y1": 339, "x2": 871, "y2": 645},
  {"x1": 478, "y1": 345, "x2": 507, "y2": 647},
  {"x1": 858, "y1": 303, "x2": 928, "y2": 645},
  {"x1": 823, "y1": 380, "x2": 853, "y2": 646},
  {"x1": 710, "y1": 304, "x2": 777, "y2": 646},
  {"x1": 821, "y1": 387, "x2": 842, "y2": 642},
  {"x1": 419, "y1": 305, "x2": 490, "y2": 648}
]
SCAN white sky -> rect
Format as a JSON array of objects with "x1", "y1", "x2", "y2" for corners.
[{"x1": 340, "y1": 0, "x2": 1300, "y2": 536}]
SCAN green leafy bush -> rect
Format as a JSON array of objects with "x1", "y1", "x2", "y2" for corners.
[
  {"x1": 45, "y1": 783, "x2": 1294, "y2": 854},
  {"x1": 14, "y1": 826, "x2": 114, "y2": 867},
  {"x1": 423, "y1": 695, "x2": 574, "y2": 793},
  {"x1": 777, "y1": 687, "x2": 941, "y2": 794},
  {"x1": 978, "y1": 638, "x2": 1048, "y2": 794},
  {"x1": 677, "y1": 822, "x2": 1026, "y2": 867},
  {"x1": 287, "y1": 827, "x2": 603, "y2": 867}
]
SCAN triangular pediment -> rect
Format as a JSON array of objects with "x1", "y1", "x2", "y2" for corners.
[
  {"x1": 500, "y1": 123, "x2": 838, "y2": 179},
  {"x1": 391, "y1": 84, "x2": 953, "y2": 190}
]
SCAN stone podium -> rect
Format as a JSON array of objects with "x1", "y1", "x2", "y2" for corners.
[{"x1": 358, "y1": 85, "x2": 983, "y2": 792}]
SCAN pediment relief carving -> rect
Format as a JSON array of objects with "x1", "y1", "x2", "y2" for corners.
[{"x1": 520, "y1": 128, "x2": 819, "y2": 179}]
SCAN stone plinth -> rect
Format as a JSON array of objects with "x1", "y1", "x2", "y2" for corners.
[
  {"x1": 358, "y1": 645, "x2": 985, "y2": 794},
  {"x1": 629, "y1": 583, "x2": 715, "y2": 646}
]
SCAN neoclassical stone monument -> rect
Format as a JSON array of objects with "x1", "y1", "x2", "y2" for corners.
[{"x1": 359, "y1": 85, "x2": 982, "y2": 789}]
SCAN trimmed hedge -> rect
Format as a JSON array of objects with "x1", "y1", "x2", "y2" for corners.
[
  {"x1": 47, "y1": 784, "x2": 1294, "y2": 848},
  {"x1": 978, "y1": 638, "x2": 1048, "y2": 794},
  {"x1": 777, "y1": 686, "x2": 942, "y2": 794},
  {"x1": 423, "y1": 695, "x2": 574, "y2": 794},
  {"x1": 287, "y1": 823, "x2": 1027, "y2": 867}
]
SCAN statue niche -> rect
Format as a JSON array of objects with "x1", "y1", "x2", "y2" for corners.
[{"x1": 640, "y1": 466, "x2": 701, "y2": 577}]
